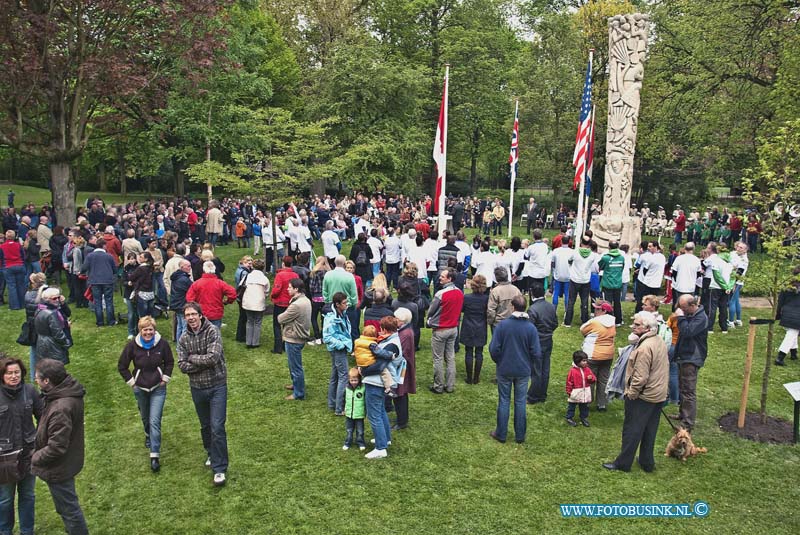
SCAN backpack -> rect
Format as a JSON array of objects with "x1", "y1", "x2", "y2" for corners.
[{"x1": 355, "y1": 247, "x2": 368, "y2": 266}]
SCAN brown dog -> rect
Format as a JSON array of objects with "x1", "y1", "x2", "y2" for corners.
[{"x1": 665, "y1": 428, "x2": 707, "y2": 461}]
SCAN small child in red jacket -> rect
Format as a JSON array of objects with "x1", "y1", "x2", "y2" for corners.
[{"x1": 566, "y1": 350, "x2": 596, "y2": 427}]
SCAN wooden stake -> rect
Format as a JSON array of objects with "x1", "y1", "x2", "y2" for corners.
[{"x1": 738, "y1": 317, "x2": 758, "y2": 428}]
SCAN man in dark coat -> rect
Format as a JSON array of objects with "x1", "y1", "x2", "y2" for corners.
[
  {"x1": 32, "y1": 359, "x2": 89, "y2": 535},
  {"x1": 775, "y1": 275, "x2": 800, "y2": 366},
  {"x1": 672, "y1": 294, "x2": 708, "y2": 431},
  {"x1": 489, "y1": 295, "x2": 541, "y2": 444},
  {"x1": 527, "y1": 284, "x2": 558, "y2": 403}
]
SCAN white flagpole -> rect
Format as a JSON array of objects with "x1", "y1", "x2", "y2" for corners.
[
  {"x1": 582, "y1": 104, "x2": 596, "y2": 233},
  {"x1": 436, "y1": 65, "x2": 450, "y2": 234},
  {"x1": 508, "y1": 99, "x2": 519, "y2": 239}
]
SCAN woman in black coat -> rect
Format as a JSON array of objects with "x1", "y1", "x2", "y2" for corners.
[
  {"x1": 460, "y1": 274, "x2": 489, "y2": 384},
  {"x1": 775, "y1": 270, "x2": 800, "y2": 365},
  {"x1": 0, "y1": 357, "x2": 44, "y2": 535},
  {"x1": 349, "y1": 233, "x2": 374, "y2": 284}
]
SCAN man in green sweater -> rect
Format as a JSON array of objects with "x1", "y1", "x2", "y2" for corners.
[
  {"x1": 598, "y1": 241, "x2": 625, "y2": 326},
  {"x1": 322, "y1": 255, "x2": 358, "y2": 308}
]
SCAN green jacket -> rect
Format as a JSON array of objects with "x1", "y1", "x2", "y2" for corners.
[
  {"x1": 322, "y1": 267, "x2": 358, "y2": 307},
  {"x1": 344, "y1": 384, "x2": 365, "y2": 419},
  {"x1": 599, "y1": 249, "x2": 625, "y2": 289}
]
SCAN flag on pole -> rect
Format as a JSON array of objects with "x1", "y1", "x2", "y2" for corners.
[
  {"x1": 572, "y1": 57, "x2": 593, "y2": 190},
  {"x1": 585, "y1": 105, "x2": 595, "y2": 197},
  {"x1": 432, "y1": 67, "x2": 449, "y2": 216},
  {"x1": 508, "y1": 100, "x2": 519, "y2": 187}
]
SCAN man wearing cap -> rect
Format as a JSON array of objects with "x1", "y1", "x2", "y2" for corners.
[{"x1": 579, "y1": 301, "x2": 617, "y2": 411}]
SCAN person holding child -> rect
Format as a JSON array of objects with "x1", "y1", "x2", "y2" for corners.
[
  {"x1": 359, "y1": 316, "x2": 404, "y2": 459},
  {"x1": 565, "y1": 351, "x2": 596, "y2": 427},
  {"x1": 354, "y1": 325, "x2": 397, "y2": 398},
  {"x1": 342, "y1": 368, "x2": 367, "y2": 451}
]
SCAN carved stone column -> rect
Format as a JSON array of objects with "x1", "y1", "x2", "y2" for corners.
[{"x1": 590, "y1": 13, "x2": 649, "y2": 250}]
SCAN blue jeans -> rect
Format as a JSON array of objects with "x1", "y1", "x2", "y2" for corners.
[
  {"x1": 125, "y1": 298, "x2": 138, "y2": 336},
  {"x1": 327, "y1": 349, "x2": 349, "y2": 413},
  {"x1": 674, "y1": 231, "x2": 683, "y2": 245},
  {"x1": 208, "y1": 232, "x2": 219, "y2": 247},
  {"x1": 175, "y1": 314, "x2": 187, "y2": 342},
  {"x1": 346, "y1": 307, "x2": 360, "y2": 340},
  {"x1": 365, "y1": 384, "x2": 391, "y2": 449},
  {"x1": 285, "y1": 342, "x2": 306, "y2": 399},
  {"x1": 190, "y1": 383, "x2": 228, "y2": 473},
  {"x1": 134, "y1": 385, "x2": 167, "y2": 457},
  {"x1": 91, "y1": 284, "x2": 115, "y2": 326},
  {"x1": 136, "y1": 297, "x2": 154, "y2": 319},
  {"x1": 24, "y1": 261, "x2": 41, "y2": 278},
  {"x1": 496, "y1": 375, "x2": 529, "y2": 442},
  {"x1": 45, "y1": 477, "x2": 88, "y2": 535},
  {"x1": 566, "y1": 402, "x2": 589, "y2": 420},
  {"x1": 385, "y1": 262, "x2": 400, "y2": 290},
  {"x1": 209, "y1": 319, "x2": 222, "y2": 329},
  {"x1": 4, "y1": 265, "x2": 26, "y2": 310},
  {"x1": 153, "y1": 272, "x2": 167, "y2": 304},
  {"x1": 552, "y1": 279, "x2": 569, "y2": 308},
  {"x1": 668, "y1": 347, "x2": 680, "y2": 404},
  {"x1": 29, "y1": 347, "x2": 35, "y2": 383},
  {"x1": 0, "y1": 472, "x2": 35, "y2": 535},
  {"x1": 728, "y1": 285, "x2": 743, "y2": 322},
  {"x1": 527, "y1": 338, "x2": 552, "y2": 402}
]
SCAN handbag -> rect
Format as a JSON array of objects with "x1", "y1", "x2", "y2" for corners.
[
  {"x1": 16, "y1": 320, "x2": 33, "y2": 346},
  {"x1": 568, "y1": 386, "x2": 592, "y2": 404}
]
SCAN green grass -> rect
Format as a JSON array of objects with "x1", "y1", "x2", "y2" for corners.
[
  {"x1": 0, "y1": 189, "x2": 797, "y2": 533},
  {"x1": 1, "y1": 183, "x2": 157, "y2": 210}
]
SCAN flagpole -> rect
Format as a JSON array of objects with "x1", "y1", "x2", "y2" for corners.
[
  {"x1": 574, "y1": 49, "x2": 593, "y2": 250},
  {"x1": 582, "y1": 104, "x2": 596, "y2": 234},
  {"x1": 436, "y1": 64, "x2": 450, "y2": 234},
  {"x1": 508, "y1": 99, "x2": 519, "y2": 239}
]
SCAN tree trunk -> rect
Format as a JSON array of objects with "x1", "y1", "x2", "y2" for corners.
[
  {"x1": 98, "y1": 160, "x2": 107, "y2": 192},
  {"x1": 311, "y1": 178, "x2": 326, "y2": 197},
  {"x1": 470, "y1": 127, "x2": 479, "y2": 193},
  {"x1": 760, "y1": 273, "x2": 780, "y2": 424},
  {"x1": 117, "y1": 142, "x2": 127, "y2": 196},
  {"x1": 172, "y1": 156, "x2": 185, "y2": 197},
  {"x1": 50, "y1": 161, "x2": 75, "y2": 228},
  {"x1": 206, "y1": 106, "x2": 213, "y2": 205}
]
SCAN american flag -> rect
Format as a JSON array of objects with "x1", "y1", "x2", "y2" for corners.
[
  {"x1": 432, "y1": 68, "x2": 449, "y2": 216},
  {"x1": 508, "y1": 100, "x2": 519, "y2": 186},
  {"x1": 572, "y1": 57, "x2": 593, "y2": 190}
]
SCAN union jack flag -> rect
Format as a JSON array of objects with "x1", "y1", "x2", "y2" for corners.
[
  {"x1": 508, "y1": 100, "x2": 519, "y2": 185},
  {"x1": 572, "y1": 57, "x2": 593, "y2": 191}
]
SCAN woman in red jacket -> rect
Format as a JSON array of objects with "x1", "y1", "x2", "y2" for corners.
[{"x1": 270, "y1": 256, "x2": 300, "y2": 354}]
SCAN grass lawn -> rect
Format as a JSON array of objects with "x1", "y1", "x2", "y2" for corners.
[
  {"x1": 0, "y1": 197, "x2": 797, "y2": 533},
  {"x1": 1, "y1": 183, "x2": 157, "y2": 210}
]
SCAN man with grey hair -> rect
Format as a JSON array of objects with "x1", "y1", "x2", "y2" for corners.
[
  {"x1": 321, "y1": 220, "x2": 341, "y2": 268},
  {"x1": 185, "y1": 261, "x2": 237, "y2": 329},
  {"x1": 487, "y1": 266, "x2": 522, "y2": 331},
  {"x1": 122, "y1": 228, "x2": 143, "y2": 260},
  {"x1": 671, "y1": 294, "x2": 708, "y2": 431},
  {"x1": 603, "y1": 311, "x2": 669, "y2": 473}
]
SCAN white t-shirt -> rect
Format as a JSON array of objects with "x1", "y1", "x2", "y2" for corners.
[
  {"x1": 671, "y1": 253, "x2": 701, "y2": 293},
  {"x1": 321, "y1": 230, "x2": 341, "y2": 259},
  {"x1": 622, "y1": 252, "x2": 632, "y2": 284},
  {"x1": 731, "y1": 252, "x2": 749, "y2": 286},
  {"x1": 524, "y1": 241, "x2": 551, "y2": 279},
  {"x1": 384, "y1": 235, "x2": 402, "y2": 264},
  {"x1": 705, "y1": 254, "x2": 734, "y2": 290},
  {"x1": 367, "y1": 236, "x2": 383, "y2": 264},
  {"x1": 472, "y1": 250, "x2": 497, "y2": 286},
  {"x1": 639, "y1": 252, "x2": 666, "y2": 289},
  {"x1": 406, "y1": 243, "x2": 429, "y2": 277},
  {"x1": 551, "y1": 246, "x2": 573, "y2": 282},
  {"x1": 568, "y1": 250, "x2": 597, "y2": 284}
]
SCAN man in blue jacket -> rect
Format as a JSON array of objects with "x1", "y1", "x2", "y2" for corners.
[
  {"x1": 672, "y1": 294, "x2": 708, "y2": 431},
  {"x1": 489, "y1": 295, "x2": 541, "y2": 444},
  {"x1": 84, "y1": 237, "x2": 117, "y2": 327}
]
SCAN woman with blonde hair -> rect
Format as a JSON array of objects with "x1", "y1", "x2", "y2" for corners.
[
  {"x1": 22, "y1": 273, "x2": 49, "y2": 380},
  {"x1": 309, "y1": 255, "x2": 331, "y2": 344},
  {"x1": 118, "y1": 316, "x2": 174, "y2": 472}
]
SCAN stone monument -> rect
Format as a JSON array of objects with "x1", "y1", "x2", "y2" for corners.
[{"x1": 590, "y1": 13, "x2": 649, "y2": 250}]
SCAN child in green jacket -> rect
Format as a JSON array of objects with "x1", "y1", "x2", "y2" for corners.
[{"x1": 343, "y1": 368, "x2": 366, "y2": 451}]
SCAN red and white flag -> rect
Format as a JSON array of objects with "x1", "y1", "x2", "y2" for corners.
[
  {"x1": 432, "y1": 66, "x2": 449, "y2": 216},
  {"x1": 572, "y1": 56, "x2": 593, "y2": 191}
]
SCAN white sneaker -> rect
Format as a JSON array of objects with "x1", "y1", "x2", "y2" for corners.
[
  {"x1": 370, "y1": 439, "x2": 391, "y2": 446},
  {"x1": 315, "y1": 338, "x2": 322, "y2": 345},
  {"x1": 342, "y1": 445, "x2": 350, "y2": 451},
  {"x1": 365, "y1": 448, "x2": 388, "y2": 459},
  {"x1": 127, "y1": 335, "x2": 134, "y2": 341},
  {"x1": 205, "y1": 457, "x2": 211, "y2": 468},
  {"x1": 213, "y1": 472, "x2": 226, "y2": 486},
  {"x1": 708, "y1": 331, "x2": 714, "y2": 335},
  {"x1": 221, "y1": 323, "x2": 227, "y2": 328},
  {"x1": 727, "y1": 322, "x2": 735, "y2": 329},
  {"x1": 359, "y1": 446, "x2": 366, "y2": 451},
  {"x1": 735, "y1": 320, "x2": 743, "y2": 327}
]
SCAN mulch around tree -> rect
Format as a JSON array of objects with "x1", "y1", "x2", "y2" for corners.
[{"x1": 718, "y1": 411, "x2": 796, "y2": 445}]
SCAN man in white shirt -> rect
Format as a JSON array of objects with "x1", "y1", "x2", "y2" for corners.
[
  {"x1": 353, "y1": 213, "x2": 370, "y2": 239},
  {"x1": 383, "y1": 227, "x2": 402, "y2": 289},
  {"x1": 367, "y1": 229, "x2": 384, "y2": 280},
  {"x1": 635, "y1": 241, "x2": 666, "y2": 313},
  {"x1": 321, "y1": 220, "x2": 341, "y2": 268},
  {"x1": 550, "y1": 240, "x2": 573, "y2": 309},
  {"x1": 523, "y1": 229, "x2": 550, "y2": 297},
  {"x1": 670, "y1": 242, "x2": 701, "y2": 310},
  {"x1": 564, "y1": 236, "x2": 597, "y2": 327}
]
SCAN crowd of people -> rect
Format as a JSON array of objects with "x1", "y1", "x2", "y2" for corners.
[{"x1": 0, "y1": 189, "x2": 797, "y2": 534}]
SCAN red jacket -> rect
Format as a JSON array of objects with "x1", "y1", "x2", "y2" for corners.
[
  {"x1": 270, "y1": 268, "x2": 299, "y2": 307},
  {"x1": 103, "y1": 233, "x2": 122, "y2": 267},
  {"x1": 674, "y1": 213, "x2": 686, "y2": 232},
  {"x1": 185, "y1": 273, "x2": 237, "y2": 320},
  {"x1": 566, "y1": 364, "x2": 596, "y2": 395}
]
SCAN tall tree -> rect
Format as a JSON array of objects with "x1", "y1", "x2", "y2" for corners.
[{"x1": 0, "y1": 0, "x2": 224, "y2": 222}]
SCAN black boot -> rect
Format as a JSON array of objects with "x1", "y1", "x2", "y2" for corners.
[
  {"x1": 473, "y1": 360, "x2": 482, "y2": 384},
  {"x1": 791, "y1": 349, "x2": 798, "y2": 360},
  {"x1": 775, "y1": 351, "x2": 787, "y2": 366},
  {"x1": 465, "y1": 360, "x2": 473, "y2": 384}
]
